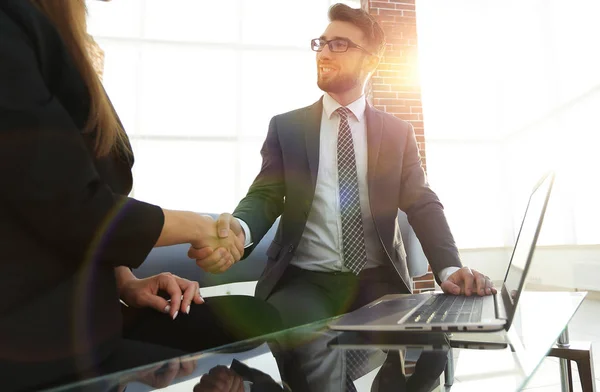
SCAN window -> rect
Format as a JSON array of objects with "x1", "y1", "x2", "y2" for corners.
[
  {"x1": 87, "y1": 0, "x2": 360, "y2": 213},
  {"x1": 417, "y1": 0, "x2": 600, "y2": 247}
]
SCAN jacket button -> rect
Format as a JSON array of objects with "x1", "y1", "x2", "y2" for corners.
[{"x1": 288, "y1": 245, "x2": 294, "y2": 253}]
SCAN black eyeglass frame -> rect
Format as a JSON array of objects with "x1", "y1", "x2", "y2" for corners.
[{"x1": 310, "y1": 37, "x2": 374, "y2": 56}]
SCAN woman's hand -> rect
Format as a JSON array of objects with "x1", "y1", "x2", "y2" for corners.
[{"x1": 119, "y1": 272, "x2": 204, "y2": 319}]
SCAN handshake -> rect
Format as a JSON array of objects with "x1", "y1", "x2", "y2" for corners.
[{"x1": 187, "y1": 213, "x2": 245, "y2": 274}]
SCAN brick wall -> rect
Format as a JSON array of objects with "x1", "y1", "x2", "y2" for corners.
[{"x1": 362, "y1": 0, "x2": 435, "y2": 293}]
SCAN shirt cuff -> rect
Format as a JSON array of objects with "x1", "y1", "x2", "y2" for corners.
[
  {"x1": 236, "y1": 218, "x2": 254, "y2": 248},
  {"x1": 438, "y1": 266, "x2": 461, "y2": 283}
]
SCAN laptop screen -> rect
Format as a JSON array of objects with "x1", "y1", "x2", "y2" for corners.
[{"x1": 503, "y1": 172, "x2": 555, "y2": 308}]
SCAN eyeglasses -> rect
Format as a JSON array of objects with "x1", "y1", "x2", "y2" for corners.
[{"x1": 310, "y1": 38, "x2": 373, "y2": 56}]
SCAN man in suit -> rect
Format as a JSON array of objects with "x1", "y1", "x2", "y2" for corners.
[{"x1": 190, "y1": 3, "x2": 496, "y2": 328}]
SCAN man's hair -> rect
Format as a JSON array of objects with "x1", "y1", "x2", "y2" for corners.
[{"x1": 328, "y1": 3, "x2": 386, "y2": 57}]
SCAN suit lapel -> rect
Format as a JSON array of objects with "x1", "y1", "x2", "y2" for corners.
[
  {"x1": 366, "y1": 104, "x2": 383, "y2": 197},
  {"x1": 304, "y1": 98, "x2": 324, "y2": 190}
]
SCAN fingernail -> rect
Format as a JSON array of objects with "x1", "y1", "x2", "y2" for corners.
[
  {"x1": 164, "y1": 305, "x2": 171, "y2": 313},
  {"x1": 180, "y1": 295, "x2": 184, "y2": 300},
  {"x1": 219, "y1": 229, "x2": 228, "y2": 237},
  {"x1": 186, "y1": 305, "x2": 191, "y2": 314},
  {"x1": 172, "y1": 311, "x2": 179, "y2": 320}
]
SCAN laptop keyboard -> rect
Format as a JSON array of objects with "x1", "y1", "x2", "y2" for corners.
[{"x1": 411, "y1": 295, "x2": 484, "y2": 324}]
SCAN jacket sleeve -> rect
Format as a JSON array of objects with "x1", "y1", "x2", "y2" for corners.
[
  {"x1": 0, "y1": 11, "x2": 163, "y2": 269},
  {"x1": 233, "y1": 116, "x2": 285, "y2": 256},
  {"x1": 398, "y1": 122, "x2": 462, "y2": 280}
]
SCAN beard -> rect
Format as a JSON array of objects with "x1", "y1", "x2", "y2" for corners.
[{"x1": 317, "y1": 72, "x2": 361, "y2": 94}]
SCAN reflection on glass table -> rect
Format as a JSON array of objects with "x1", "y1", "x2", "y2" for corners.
[{"x1": 45, "y1": 291, "x2": 586, "y2": 392}]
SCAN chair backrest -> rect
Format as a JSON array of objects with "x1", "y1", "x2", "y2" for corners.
[
  {"x1": 397, "y1": 210, "x2": 429, "y2": 278},
  {"x1": 135, "y1": 211, "x2": 429, "y2": 286}
]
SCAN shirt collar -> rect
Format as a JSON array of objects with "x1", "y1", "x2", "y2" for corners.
[{"x1": 323, "y1": 93, "x2": 366, "y2": 122}]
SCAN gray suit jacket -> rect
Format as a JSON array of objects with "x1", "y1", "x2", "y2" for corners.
[{"x1": 234, "y1": 98, "x2": 461, "y2": 299}]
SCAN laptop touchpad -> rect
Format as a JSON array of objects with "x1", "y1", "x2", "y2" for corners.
[{"x1": 344, "y1": 295, "x2": 426, "y2": 326}]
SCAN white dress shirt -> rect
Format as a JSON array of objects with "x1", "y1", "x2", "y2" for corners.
[{"x1": 238, "y1": 94, "x2": 458, "y2": 282}]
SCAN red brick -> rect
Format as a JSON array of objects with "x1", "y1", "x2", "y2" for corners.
[
  {"x1": 370, "y1": 1, "x2": 395, "y2": 9},
  {"x1": 382, "y1": 56, "x2": 406, "y2": 64},
  {"x1": 371, "y1": 76, "x2": 385, "y2": 85},
  {"x1": 403, "y1": 98, "x2": 422, "y2": 106},
  {"x1": 391, "y1": 45, "x2": 414, "y2": 55},
  {"x1": 385, "y1": 38, "x2": 410, "y2": 45},
  {"x1": 383, "y1": 77, "x2": 412, "y2": 85},
  {"x1": 374, "y1": 98, "x2": 406, "y2": 106},
  {"x1": 372, "y1": 83, "x2": 392, "y2": 92},
  {"x1": 367, "y1": 0, "x2": 427, "y2": 170},
  {"x1": 386, "y1": 105, "x2": 412, "y2": 114},
  {"x1": 393, "y1": 84, "x2": 421, "y2": 92},
  {"x1": 376, "y1": 70, "x2": 404, "y2": 78},
  {"x1": 373, "y1": 91, "x2": 398, "y2": 99},
  {"x1": 415, "y1": 281, "x2": 435, "y2": 289},
  {"x1": 381, "y1": 63, "x2": 413, "y2": 72},
  {"x1": 377, "y1": 8, "x2": 402, "y2": 16},
  {"x1": 394, "y1": 91, "x2": 422, "y2": 99},
  {"x1": 397, "y1": 113, "x2": 421, "y2": 121},
  {"x1": 414, "y1": 288, "x2": 433, "y2": 294},
  {"x1": 390, "y1": 24, "x2": 417, "y2": 34},
  {"x1": 374, "y1": 14, "x2": 395, "y2": 23},
  {"x1": 413, "y1": 272, "x2": 434, "y2": 281},
  {"x1": 395, "y1": 15, "x2": 417, "y2": 24},
  {"x1": 395, "y1": 3, "x2": 416, "y2": 10}
]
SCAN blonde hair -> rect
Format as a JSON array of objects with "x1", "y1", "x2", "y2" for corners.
[{"x1": 31, "y1": 0, "x2": 129, "y2": 157}]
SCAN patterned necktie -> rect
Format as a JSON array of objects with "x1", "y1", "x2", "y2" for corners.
[{"x1": 336, "y1": 107, "x2": 368, "y2": 275}]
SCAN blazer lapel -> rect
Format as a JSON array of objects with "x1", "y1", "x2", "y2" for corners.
[
  {"x1": 366, "y1": 104, "x2": 383, "y2": 196},
  {"x1": 304, "y1": 98, "x2": 324, "y2": 190}
]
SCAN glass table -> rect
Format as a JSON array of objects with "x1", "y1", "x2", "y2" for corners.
[{"x1": 45, "y1": 291, "x2": 586, "y2": 392}]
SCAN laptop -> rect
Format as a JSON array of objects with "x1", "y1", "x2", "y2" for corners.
[
  {"x1": 329, "y1": 171, "x2": 555, "y2": 333},
  {"x1": 328, "y1": 330, "x2": 508, "y2": 351}
]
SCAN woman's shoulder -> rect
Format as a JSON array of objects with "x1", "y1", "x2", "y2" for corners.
[
  {"x1": 0, "y1": 0, "x2": 52, "y2": 39},
  {"x1": 0, "y1": 1, "x2": 65, "y2": 71}
]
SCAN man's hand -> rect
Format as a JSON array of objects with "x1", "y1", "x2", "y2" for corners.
[
  {"x1": 118, "y1": 358, "x2": 196, "y2": 391},
  {"x1": 215, "y1": 213, "x2": 246, "y2": 243},
  {"x1": 440, "y1": 267, "x2": 497, "y2": 296},
  {"x1": 119, "y1": 273, "x2": 204, "y2": 319},
  {"x1": 193, "y1": 365, "x2": 245, "y2": 392},
  {"x1": 188, "y1": 213, "x2": 246, "y2": 274}
]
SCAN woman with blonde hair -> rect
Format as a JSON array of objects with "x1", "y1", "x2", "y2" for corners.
[{"x1": 0, "y1": 1, "x2": 279, "y2": 390}]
